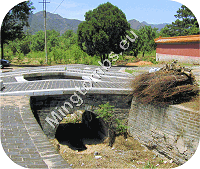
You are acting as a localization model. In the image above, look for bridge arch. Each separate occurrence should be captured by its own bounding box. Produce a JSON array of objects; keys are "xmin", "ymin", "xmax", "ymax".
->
[
  {"xmin": 54, "ymin": 110, "xmax": 109, "ymax": 150},
  {"xmin": 30, "ymin": 94, "xmax": 132, "ymax": 139},
  {"xmin": 42, "ymin": 104, "xmax": 98, "ymax": 139}
]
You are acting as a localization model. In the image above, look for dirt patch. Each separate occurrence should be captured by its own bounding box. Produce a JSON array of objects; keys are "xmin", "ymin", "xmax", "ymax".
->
[
  {"xmin": 180, "ymin": 95, "xmax": 200, "ymax": 111},
  {"xmin": 49, "ymin": 136, "xmax": 178, "ymax": 168},
  {"xmin": 126, "ymin": 61, "xmax": 153, "ymax": 66}
]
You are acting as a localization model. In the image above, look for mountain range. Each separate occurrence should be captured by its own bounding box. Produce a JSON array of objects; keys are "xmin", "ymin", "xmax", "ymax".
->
[
  {"xmin": 25, "ymin": 11, "xmax": 169, "ymax": 35},
  {"xmin": 128, "ymin": 19, "xmax": 168, "ymax": 31}
]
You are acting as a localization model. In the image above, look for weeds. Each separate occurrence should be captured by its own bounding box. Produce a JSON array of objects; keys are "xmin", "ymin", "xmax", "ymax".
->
[
  {"xmin": 115, "ymin": 118, "xmax": 129, "ymax": 137},
  {"xmin": 95, "ymin": 102, "xmax": 129, "ymax": 137},
  {"xmin": 39, "ymin": 59, "xmax": 45, "ymax": 65},
  {"xmin": 95, "ymin": 102, "xmax": 114, "ymax": 123},
  {"xmin": 125, "ymin": 69, "xmax": 140, "ymax": 74},
  {"xmin": 143, "ymin": 161, "xmax": 156, "ymax": 169}
]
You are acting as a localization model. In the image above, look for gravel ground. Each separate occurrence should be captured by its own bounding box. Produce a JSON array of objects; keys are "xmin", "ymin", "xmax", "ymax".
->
[{"xmin": 50, "ymin": 136, "xmax": 179, "ymax": 168}]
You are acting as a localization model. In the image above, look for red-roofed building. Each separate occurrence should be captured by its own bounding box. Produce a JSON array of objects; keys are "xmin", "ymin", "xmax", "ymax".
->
[{"xmin": 154, "ymin": 35, "xmax": 200, "ymax": 64}]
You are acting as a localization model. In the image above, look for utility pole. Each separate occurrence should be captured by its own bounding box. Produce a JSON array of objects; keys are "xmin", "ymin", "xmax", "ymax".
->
[{"xmin": 39, "ymin": 0, "xmax": 50, "ymax": 64}]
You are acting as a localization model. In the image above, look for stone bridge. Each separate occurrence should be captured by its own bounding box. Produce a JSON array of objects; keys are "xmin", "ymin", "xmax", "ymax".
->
[{"xmin": 1, "ymin": 64, "xmax": 133, "ymax": 139}]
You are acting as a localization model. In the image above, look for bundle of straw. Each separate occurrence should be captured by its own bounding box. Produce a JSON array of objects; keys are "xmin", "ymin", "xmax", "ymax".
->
[{"xmin": 131, "ymin": 62, "xmax": 199, "ymax": 104}]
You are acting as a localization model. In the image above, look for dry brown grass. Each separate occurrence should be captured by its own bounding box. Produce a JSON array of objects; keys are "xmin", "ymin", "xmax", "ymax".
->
[{"xmin": 49, "ymin": 136, "xmax": 179, "ymax": 168}]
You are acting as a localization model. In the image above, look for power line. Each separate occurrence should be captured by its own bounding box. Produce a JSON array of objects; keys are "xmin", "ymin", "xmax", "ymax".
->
[{"xmin": 53, "ymin": 0, "xmax": 65, "ymax": 14}]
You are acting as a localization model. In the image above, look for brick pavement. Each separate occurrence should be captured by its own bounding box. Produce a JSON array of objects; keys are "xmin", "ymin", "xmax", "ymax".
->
[
  {"xmin": 0, "ymin": 65, "xmax": 133, "ymax": 96},
  {"xmin": 0, "ymin": 96, "xmax": 70, "ymax": 168}
]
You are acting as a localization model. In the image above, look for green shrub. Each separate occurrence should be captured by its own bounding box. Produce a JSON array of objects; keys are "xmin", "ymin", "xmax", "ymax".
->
[
  {"xmin": 95, "ymin": 102, "xmax": 129, "ymax": 137},
  {"xmin": 48, "ymin": 52, "xmax": 53, "ymax": 65},
  {"xmin": 17, "ymin": 53, "xmax": 24, "ymax": 64},
  {"xmin": 149, "ymin": 57, "xmax": 158, "ymax": 64},
  {"xmin": 39, "ymin": 58, "xmax": 45, "ymax": 65},
  {"xmin": 3, "ymin": 46, "xmax": 14, "ymax": 62},
  {"xmin": 95, "ymin": 102, "xmax": 114, "ymax": 122},
  {"xmin": 115, "ymin": 118, "xmax": 129, "ymax": 136}
]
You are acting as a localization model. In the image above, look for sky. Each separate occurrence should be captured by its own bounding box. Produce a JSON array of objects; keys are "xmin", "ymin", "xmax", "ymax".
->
[
  {"xmin": 0, "ymin": 0, "xmax": 200, "ymax": 25},
  {"xmin": 30, "ymin": 0, "xmax": 183, "ymax": 23}
]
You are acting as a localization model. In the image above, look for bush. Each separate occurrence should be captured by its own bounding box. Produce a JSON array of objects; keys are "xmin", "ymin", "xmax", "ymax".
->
[
  {"xmin": 95, "ymin": 102, "xmax": 114, "ymax": 122},
  {"xmin": 95, "ymin": 102, "xmax": 129, "ymax": 137},
  {"xmin": 2, "ymin": 29, "xmax": 110, "ymax": 66},
  {"xmin": 3, "ymin": 46, "xmax": 14, "ymax": 62},
  {"xmin": 17, "ymin": 53, "xmax": 24, "ymax": 64},
  {"xmin": 149, "ymin": 57, "xmax": 158, "ymax": 64},
  {"xmin": 39, "ymin": 58, "xmax": 45, "ymax": 65},
  {"xmin": 115, "ymin": 118, "xmax": 129, "ymax": 136},
  {"xmin": 52, "ymin": 47, "xmax": 65, "ymax": 64}
]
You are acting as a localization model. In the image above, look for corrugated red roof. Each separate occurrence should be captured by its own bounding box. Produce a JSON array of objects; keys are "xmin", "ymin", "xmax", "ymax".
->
[{"xmin": 154, "ymin": 35, "xmax": 200, "ymax": 43}]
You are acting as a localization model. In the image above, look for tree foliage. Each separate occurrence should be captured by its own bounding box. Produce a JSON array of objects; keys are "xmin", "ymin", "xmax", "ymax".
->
[
  {"xmin": 77, "ymin": 2, "xmax": 130, "ymax": 62},
  {"xmin": 95, "ymin": 102, "xmax": 129, "ymax": 140},
  {"xmin": 137, "ymin": 26, "xmax": 158, "ymax": 57},
  {"xmin": 1, "ymin": 1, "xmax": 34, "ymax": 58},
  {"xmin": 120, "ymin": 29, "xmax": 141, "ymax": 58},
  {"xmin": 9, "ymin": 33, "xmax": 31, "ymax": 55},
  {"xmin": 3, "ymin": 29, "xmax": 100, "ymax": 65},
  {"xmin": 160, "ymin": 5, "xmax": 199, "ymax": 37},
  {"xmin": 60, "ymin": 30, "xmax": 77, "ymax": 49},
  {"xmin": 30, "ymin": 30, "xmax": 60, "ymax": 52}
]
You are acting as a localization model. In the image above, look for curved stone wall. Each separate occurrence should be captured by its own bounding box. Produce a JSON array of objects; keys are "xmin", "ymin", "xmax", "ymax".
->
[{"xmin": 128, "ymin": 99, "xmax": 200, "ymax": 165}]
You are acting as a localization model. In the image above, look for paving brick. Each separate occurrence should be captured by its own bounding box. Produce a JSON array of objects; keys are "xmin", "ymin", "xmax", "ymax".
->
[{"xmin": 1, "ymin": 96, "xmax": 70, "ymax": 168}]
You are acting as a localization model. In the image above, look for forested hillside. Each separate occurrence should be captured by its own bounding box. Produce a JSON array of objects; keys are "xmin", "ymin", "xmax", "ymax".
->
[
  {"xmin": 24, "ymin": 11, "xmax": 82, "ymax": 34},
  {"xmin": 23, "ymin": 11, "xmax": 168, "ymax": 35}
]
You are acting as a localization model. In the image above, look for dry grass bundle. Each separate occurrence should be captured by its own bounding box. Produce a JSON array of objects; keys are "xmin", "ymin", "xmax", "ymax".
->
[{"xmin": 131, "ymin": 63, "xmax": 199, "ymax": 104}]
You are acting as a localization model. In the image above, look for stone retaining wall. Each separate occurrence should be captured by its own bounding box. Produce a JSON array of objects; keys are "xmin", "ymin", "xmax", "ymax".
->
[{"xmin": 128, "ymin": 100, "xmax": 200, "ymax": 165}]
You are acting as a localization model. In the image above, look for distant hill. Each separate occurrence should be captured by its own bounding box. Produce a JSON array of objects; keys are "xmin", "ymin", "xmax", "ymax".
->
[
  {"xmin": 128, "ymin": 19, "xmax": 145, "ymax": 30},
  {"xmin": 24, "ymin": 11, "xmax": 169, "ymax": 35},
  {"xmin": 24, "ymin": 11, "xmax": 82, "ymax": 34},
  {"xmin": 128, "ymin": 19, "xmax": 168, "ymax": 31},
  {"xmin": 141, "ymin": 21, "xmax": 169, "ymax": 31}
]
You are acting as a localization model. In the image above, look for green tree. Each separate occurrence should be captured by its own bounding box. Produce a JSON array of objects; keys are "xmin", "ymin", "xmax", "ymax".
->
[
  {"xmin": 31, "ymin": 30, "xmax": 59, "ymax": 52},
  {"xmin": 137, "ymin": 26, "xmax": 158, "ymax": 57},
  {"xmin": 60, "ymin": 30, "xmax": 77, "ymax": 49},
  {"xmin": 124, "ymin": 29, "xmax": 140, "ymax": 57},
  {"xmin": 47, "ymin": 30, "xmax": 60, "ymax": 52},
  {"xmin": 1, "ymin": 1, "xmax": 34, "ymax": 59},
  {"xmin": 9, "ymin": 32, "xmax": 32, "ymax": 56},
  {"xmin": 62, "ymin": 30, "xmax": 75, "ymax": 39},
  {"xmin": 160, "ymin": 5, "xmax": 199, "ymax": 37},
  {"xmin": 30, "ymin": 30, "xmax": 45, "ymax": 51},
  {"xmin": 78, "ymin": 2, "xmax": 130, "ymax": 63}
]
